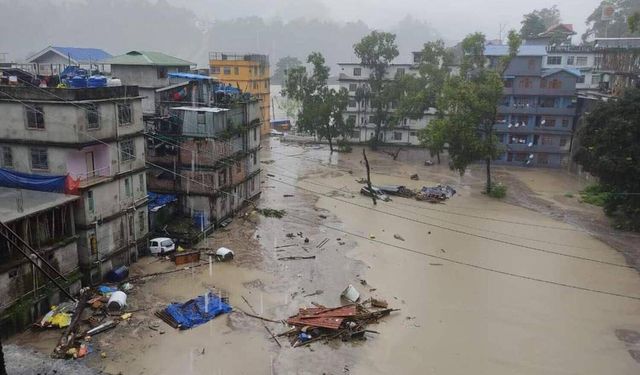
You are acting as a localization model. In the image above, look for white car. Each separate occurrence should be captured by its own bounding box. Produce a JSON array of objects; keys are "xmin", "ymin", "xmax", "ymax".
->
[{"xmin": 149, "ymin": 237, "xmax": 176, "ymax": 255}]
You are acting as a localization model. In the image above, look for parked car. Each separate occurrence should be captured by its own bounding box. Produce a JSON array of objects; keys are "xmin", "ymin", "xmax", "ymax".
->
[
  {"xmin": 360, "ymin": 186, "xmax": 391, "ymax": 202},
  {"xmin": 149, "ymin": 237, "xmax": 176, "ymax": 255},
  {"xmin": 378, "ymin": 185, "xmax": 415, "ymax": 198},
  {"xmin": 270, "ymin": 129, "xmax": 284, "ymax": 137}
]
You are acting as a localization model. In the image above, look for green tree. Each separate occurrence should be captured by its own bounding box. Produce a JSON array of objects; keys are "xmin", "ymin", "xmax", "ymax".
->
[
  {"xmin": 283, "ymin": 52, "xmax": 353, "ymax": 152},
  {"xmin": 353, "ymin": 31, "xmax": 400, "ymax": 149},
  {"xmin": 520, "ymin": 6, "xmax": 564, "ymax": 43},
  {"xmin": 437, "ymin": 31, "xmax": 521, "ymax": 193},
  {"xmin": 574, "ymin": 88, "xmax": 640, "ymax": 231},
  {"xmin": 418, "ymin": 117, "xmax": 447, "ymax": 164},
  {"xmin": 583, "ymin": 0, "xmax": 640, "ymax": 41},
  {"xmin": 271, "ymin": 56, "xmax": 303, "ymax": 85}
]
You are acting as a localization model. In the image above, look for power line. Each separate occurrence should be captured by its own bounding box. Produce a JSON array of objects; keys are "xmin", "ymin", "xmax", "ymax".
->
[{"xmin": 264, "ymin": 175, "xmax": 632, "ymax": 269}]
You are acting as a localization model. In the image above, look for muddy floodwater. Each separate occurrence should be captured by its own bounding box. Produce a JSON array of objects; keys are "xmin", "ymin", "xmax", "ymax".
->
[{"xmin": 10, "ymin": 138, "xmax": 640, "ymax": 374}]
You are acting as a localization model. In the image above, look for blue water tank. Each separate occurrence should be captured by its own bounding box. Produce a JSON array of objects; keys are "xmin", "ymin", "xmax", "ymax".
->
[
  {"xmin": 106, "ymin": 265, "xmax": 129, "ymax": 283},
  {"xmin": 70, "ymin": 76, "xmax": 87, "ymax": 88},
  {"xmin": 87, "ymin": 75, "xmax": 107, "ymax": 88}
]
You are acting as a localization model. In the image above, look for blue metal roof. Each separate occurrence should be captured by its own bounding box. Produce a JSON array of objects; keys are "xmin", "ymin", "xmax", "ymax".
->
[
  {"xmin": 541, "ymin": 68, "xmax": 582, "ymax": 78},
  {"xmin": 168, "ymin": 72, "xmax": 214, "ymax": 81},
  {"xmin": 51, "ymin": 46, "xmax": 112, "ymax": 62},
  {"xmin": 484, "ymin": 44, "xmax": 547, "ymax": 57}
]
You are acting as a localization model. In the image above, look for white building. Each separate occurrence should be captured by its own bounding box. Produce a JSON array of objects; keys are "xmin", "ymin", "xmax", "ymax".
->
[
  {"xmin": 543, "ymin": 46, "xmax": 600, "ymax": 90},
  {"xmin": 337, "ymin": 62, "xmax": 435, "ymax": 146}
]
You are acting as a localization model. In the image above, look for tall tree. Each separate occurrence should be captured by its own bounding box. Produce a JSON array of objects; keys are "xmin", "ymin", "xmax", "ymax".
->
[
  {"xmin": 437, "ymin": 31, "xmax": 521, "ymax": 192},
  {"xmin": 283, "ymin": 52, "xmax": 353, "ymax": 152},
  {"xmin": 574, "ymin": 88, "xmax": 640, "ymax": 231},
  {"xmin": 271, "ymin": 56, "xmax": 303, "ymax": 85},
  {"xmin": 520, "ymin": 6, "xmax": 562, "ymax": 40},
  {"xmin": 353, "ymin": 31, "xmax": 399, "ymax": 149},
  {"xmin": 583, "ymin": 0, "xmax": 640, "ymax": 41}
]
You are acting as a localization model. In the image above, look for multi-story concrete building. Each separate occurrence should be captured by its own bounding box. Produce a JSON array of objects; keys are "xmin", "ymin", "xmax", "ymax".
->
[
  {"xmin": 593, "ymin": 37, "xmax": 640, "ymax": 96},
  {"xmin": 209, "ymin": 53, "xmax": 271, "ymax": 135},
  {"xmin": 0, "ymin": 85, "xmax": 149, "ymax": 284},
  {"xmin": 105, "ymin": 51, "xmax": 194, "ymax": 116},
  {"xmin": 0, "ymin": 187, "xmax": 81, "ymax": 335},
  {"xmin": 485, "ymin": 44, "xmax": 579, "ymax": 168},
  {"xmin": 337, "ymin": 62, "xmax": 436, "ymax": 146},
  {"xmin": 146, "ymin": 99, "xmax": 262, "ymax": 230}
]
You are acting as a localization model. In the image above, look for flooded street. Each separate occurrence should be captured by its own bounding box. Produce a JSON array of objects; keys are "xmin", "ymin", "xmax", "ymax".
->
[{"xmin": 10, "ymin": 138, "xmax": 640, "ymax": 374}]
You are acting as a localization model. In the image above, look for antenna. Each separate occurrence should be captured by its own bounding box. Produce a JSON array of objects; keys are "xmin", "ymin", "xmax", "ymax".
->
[{"xmin": 499, "ymin": 23, "xmax": 507, "ymax": 43}]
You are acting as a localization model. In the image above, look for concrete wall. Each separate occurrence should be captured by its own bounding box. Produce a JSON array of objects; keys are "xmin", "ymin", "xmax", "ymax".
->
[{"xmin": 111, "ymin": 65, "xmax": 188, "ymax": 89}]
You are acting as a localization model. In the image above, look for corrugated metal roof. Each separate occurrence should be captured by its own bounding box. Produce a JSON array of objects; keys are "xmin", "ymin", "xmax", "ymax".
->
[
  {"xmin": 171, "ymin": 106, "xmax": 228, "ymax": 113},
  {"xmin": 104, "ymin": 51, "xmax": 194, "ymax": 66},
  {"xmin": 26, "ymin": 46, "xmax": 112, "ymax": 64},
  {"xmin": 541, "ymin": 68, "xmax": 582, "ymax": 78},
  {"xmin": 484, "ymin": 44, "xmax": 547, "ymax": 57}
]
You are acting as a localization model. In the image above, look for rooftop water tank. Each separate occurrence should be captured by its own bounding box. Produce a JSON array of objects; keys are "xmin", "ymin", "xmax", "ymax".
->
[
  {"xmin": 87, "ymin": 75, "xmax": 107, "ymax": 88},
  {"xmin": 69, "ymin": 76, "xmax": 87, "ymax": 88}
]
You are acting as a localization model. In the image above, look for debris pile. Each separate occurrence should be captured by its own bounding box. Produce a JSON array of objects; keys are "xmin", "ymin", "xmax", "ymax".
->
[
  {"xmin": 256, "ymin": 208, "xmax": 287, "ymax": 218},
  {"xmin": 155, "ymin": 291, "xmax": 231, "ymax": 330},
  {"xmin": 415, "ymin": 185, "xmax": 457, "ymax": 203},
  {"xmin": 279, "ymin": 301, "xmax": 397, "ymax": 347}
]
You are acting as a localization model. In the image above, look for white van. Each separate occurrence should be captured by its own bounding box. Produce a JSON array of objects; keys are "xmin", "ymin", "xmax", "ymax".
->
[{"xmin": 149, "ymin": 237, "xmax": 176, "ymax": 255}]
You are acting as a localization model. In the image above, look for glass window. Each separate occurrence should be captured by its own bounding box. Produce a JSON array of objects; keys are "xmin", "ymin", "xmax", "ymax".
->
[
  {"xmin": 30, "ymin": 147, "xmax": 48, "ymax": 170},
  {"xmin": 223, "ymin": 67, "xmax": 231, "ymax": 75},
  {"xmin": 396, "ymin": 68, "xmax": 405, "ymax": 77},
  {"xmin": 211, "ymin": 67, "xmax": 220, "ymax": 74},
  {"xmin": 537, "ymin": 153, "xmax": 549, "ymax": 165},
  {"xmin": 576, "ymin": 56, "xmax": 588, "ymax": 66},
  {"xmin": 253, "ymin": 128, "xmax": 257, "ymax": 142},
  {"xmin": 348, "ymin": 99, "xmax": 356, "ymax": 108},
  {"xmin": 234, "ymin": 67, "xmax": 239, "ymax": 75},
  {"xmin": 519, "ymin": 78, "xmax": 532, "ymax": 88},
  {"xmin": 591, "ymin": 75, "xmax": 601, "ymax": 85},
  {"xmin": 504, "ymin": 78, "xmax": 514, "ymax": 88},
  {"xmin": 566, "ymin": 56, "xmax": 575, "ymax": 65},
  {"xmin": 125, "ymin": 177, "xmax": 132, "ymax": 197},
  {"xmin": 351, "ymin": 130, "xmax": 360, "ymax": 139},
  {"xmin": 393, "ymin": 132, "xmax": 402, "ymax": 141},
  {"xmin": 253, "ymin": 151, "xmax": 257, "ymax": 165},
  {"xmin": 541, "ymin": 135, "xmax": 554, "ymax": 145},
  {"xmin": 547, "ymin": 56, "xmax": 562, "ymax": 65},
  {"xmin": 353, "ymin": 67, "xmax": 362, "ymax": 76},
  {"xmin": 577, "ymin": 75, "xmax": 586, "ymax": 84},
  {"xmin": 87, "ymin": 190, "xmax": 94, "ymax": 212},
  {"xmin": 25, "ymin": 104, "xmax": 44, "ymax": 129},
  {"xmin": 138, "ymin": 211, "xmax": 145, "ymax": 233},
  {"xmin": 161, "ymin": 240, "xmax": 172, "ymax": 247},
  {"xmin": 117, "ymin": 103, "xmax": 132, "ymax": 125},
  {"xmin": 562, "ymin": 118, "xmax": 570, "ymax": 127},
  {"xmin": 86, "ymin": 104, "xmax": 99, "ymax": 130},
  {"xmin": 138, "ymin": 174, "xmax": 144, "ymax": 192},
  {"xmin": 157, "ymin": 67, "xmax": 167, "ymax": 79},
  {"xmin": 409, "ymin": 131, "xmax": 417, "ymax": 137},
  {"xmin": 559, "ymin": 137, "xmax": 568, "ymax": 147},
  {"xmin": 2, "ymin": 146, "xmax": 13, "ymax": 168},
  {"xmin": 349, "ymin": 83, "xmax": 357, "ymax": 91},
  {"xmin": 120, "ymin": 139, "xmax": 135, "ymax": 161},
  {"xmin": 348, "ymin": 114, "xmax": 356, "ymax": 124}
]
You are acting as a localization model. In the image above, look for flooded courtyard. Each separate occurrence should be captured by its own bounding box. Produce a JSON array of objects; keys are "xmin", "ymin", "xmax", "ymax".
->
[{"xmin": 9, "ymin": 137, "xmax": 640, "ymax": 374}]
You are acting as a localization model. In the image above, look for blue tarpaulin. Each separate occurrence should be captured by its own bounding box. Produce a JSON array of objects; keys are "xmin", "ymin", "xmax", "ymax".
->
[
  {"xmin": 147, "ymin": 192, "xmax": 177, "ymax": 211},
  {"xmin": 165, "ymin": 292, "xmax": 231, "ymax": 330},
  {"xmin": 0, "ymin": 168, "xmax": 66, "ymax": 193}
]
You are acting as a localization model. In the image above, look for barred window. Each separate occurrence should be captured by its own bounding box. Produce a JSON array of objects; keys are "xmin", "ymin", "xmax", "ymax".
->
[
  {"xmin": 120, "ymin": 140, "xmax": 135, "ymax": 161},
  {"xmin": 25, "ymin": 104, "xmax": 45, "ymax": 129}
]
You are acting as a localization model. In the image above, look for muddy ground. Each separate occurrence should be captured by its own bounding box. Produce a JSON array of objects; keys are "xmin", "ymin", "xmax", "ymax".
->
[{"xmin": 8, "ymin": 138, "xmax": 640, "ymax": 374}]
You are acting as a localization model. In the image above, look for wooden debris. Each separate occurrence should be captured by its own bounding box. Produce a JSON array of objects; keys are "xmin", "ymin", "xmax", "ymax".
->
[{"xmin": 277, "ymin": 255, "xmax": 316, "ymax": 261}]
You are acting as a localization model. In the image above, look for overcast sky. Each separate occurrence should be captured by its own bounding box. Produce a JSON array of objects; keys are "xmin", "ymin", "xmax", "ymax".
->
[{"xmin": 168, "ymin": 0, "xmax": 603, "ymax": 41}]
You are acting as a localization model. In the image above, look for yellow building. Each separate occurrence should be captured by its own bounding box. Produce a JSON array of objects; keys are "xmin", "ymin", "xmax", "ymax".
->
[{"xmin": 209, "ymin": 52, "xmax": 270, "ymax": 135}]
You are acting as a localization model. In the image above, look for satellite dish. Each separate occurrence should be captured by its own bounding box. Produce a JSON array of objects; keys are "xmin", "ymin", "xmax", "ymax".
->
[
  {"xmin": 528, "ymin": 142, "xmax": 533, "ymax": 147},
  {"xmin": 529, "ymin": 154, "xmax": 534, "ymax": 159}
]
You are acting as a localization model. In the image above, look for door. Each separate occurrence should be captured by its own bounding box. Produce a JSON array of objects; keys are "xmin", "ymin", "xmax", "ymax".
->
[{"xmin": 85, "ymin": 151, "xmax": 95, "ymax": 178}]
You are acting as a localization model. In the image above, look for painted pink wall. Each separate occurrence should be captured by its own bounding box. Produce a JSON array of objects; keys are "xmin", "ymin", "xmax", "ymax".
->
[{"xmin": 66, "ymin": 144, "xmax": 111, "ymax": 178}]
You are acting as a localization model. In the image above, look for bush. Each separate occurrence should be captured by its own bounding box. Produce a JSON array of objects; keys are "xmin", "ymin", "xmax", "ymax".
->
[
  {"xmin": 487, "ymin": 183, "xmax": 507, "ymax": 199},
  {"xmin": 580, "ymin": 184, "xmax": 613, "ymax": 207}
]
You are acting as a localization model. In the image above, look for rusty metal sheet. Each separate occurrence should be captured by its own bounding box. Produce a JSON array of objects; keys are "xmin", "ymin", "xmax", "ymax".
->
[{"xmin": 286, "ymin": 316, "xmax": 344, "ymax": 330}]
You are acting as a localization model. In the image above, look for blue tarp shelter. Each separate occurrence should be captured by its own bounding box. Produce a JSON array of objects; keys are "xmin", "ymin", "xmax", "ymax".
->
[
  {"xmin": 0, "ymin": 168, "xmax": 66, "ymax": 193},
  {"xmin": 147, "ymin": 192, "xmax": 177, "ymax": 212},
  {"xmin": 165, "ymin": 292, "xmax": 231, "ymax": 330}
]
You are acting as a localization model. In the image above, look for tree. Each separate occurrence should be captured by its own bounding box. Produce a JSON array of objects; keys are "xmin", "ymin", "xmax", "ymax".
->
[
  {"xmin": 353, "ymin": 31, "xmax": 399, "ymax": 149},
  {"xmin": 520, "ymin": 6, "xmax": 563, "ymax": 42},
  {"xmin": 583, "ymin": 0, "xmax": 640, "ymax": 41},
  {"xmin": 574, "ymin": 88, "xmax": 640, "ymax": 231},
  {"xmin": 271, "ymin": 56, "xmax": 303, "ymax": 85},
  {"xmin": 436, "ymin": 31, "xmax": 521, "ymax": 192},
  {"xmin": 283, "ymin": 52, "xmax": 353, "ymax": 152},
  {"xmin": 418, "ymin": 117, "xmax": 446, "ymax": 164}
]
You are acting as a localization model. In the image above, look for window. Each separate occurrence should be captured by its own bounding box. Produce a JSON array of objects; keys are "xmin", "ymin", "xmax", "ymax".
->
[
  {"xmin": 351, "ymin": 130, "xmax": 360, "ymax": 139},
  {"xmin": 348, "ymin": 114, "xmax": 356, "ymax": 124},
  {"xmin": 559, "ymin": 137, "xmax": 568, "ymax": 147},
  {"xmin": 519, "ymin": 78, "xmax": 532, "ymax": 88},
  {"xmin": 138, "ymin": 174, "xmax": 144, "ymax": 192},
  {"xmin": 253, "ymin": 128, "xmax": 257, "ymax": 142},
  {"xmin": 264, "ymin": 80, "xmax": 268, "ymax": 88},
  {"xmin": 409, "ymin": 131, "xmax": 417, "ymax": 137},
  {"xmin": 2, "ymin": 146, "xmax": 13, "ymax": 168},
  {"xmin": 391, "ymin": 101, "xmax": 398, "ymax": 109},
  {"xmin": 540, "ymin": 79, "xmax": 548, "ymax": 89},
  {"xmin": 117, "ymin": 103, "xmax": 132, "ymax": 125},
  {"xmin": 30, "ymin": 148, "xmax": 48, "ymax": 170},
  {"xmin": 218, "ymin": 169, "xmax": 227, "ymax": 186},
  {"xmin": 504, "ymin": 78, "xmax": 514, "ymax": 88},
  {"xmin": 348, "ymin": 99, "xmax": 356, "ymax": 108},
  {"xmin": 197, "ymin": 111, "xmax": 206, "ymax": 126},
  {"xmin": 541, "ymin": 135, "xmax": 553, "ymax": 145},
  {"xmin": 396, "ymin": 68, "xmax": 405, "ymax": 77},
  {"xmin": 138, "ymin": 211, "xmax": 145, "ymax": 233},
  {"xmin": 550, "ymin": 79, "xmax": 562, "ymax": 89},
  {"xmin": 25, "ymin": 104, "xmax": 44, "ymax": 129},
  {"xmin": 369, "ymin": 116, "xmax": 375, "ymax": 123},
  {"xmin": 353, "ymin": 67, "xmax": 362, "ymax": 76},
  {"xmin": 537, "ymin": 153, "xmax": 549, "ymax": 165},
  {"xmin": 223, "ymin": 67, "xmax": 231, "ymax": 75},
  {"xmin": 567, "ymin": 56, "xmax": 575, "ymax": 65},
  {"xmin": 576, "ymin": 56, "xmax": 588, "ymax": 66},
  {"xmin": 393, "ymin": 132, "xmax": 402, "ymax": 141},
  {"xmin": 591, "ymin": 75, "xmax": 601, "ymax": 85},
  {"xmin": 253, "ymin": 151, "xmax": 257, "ymax": 165},
  {"xmin": 157, "ymin": 67, "xmax": 167, "ymax": 79},
  {"xmin": 547, "ymin": 56, "xmax": 562, "ymax": 65},
  {"xmin": 234, "ymin": 67, "xmax": 239, "ymax": 75},
  {"xmin": 594, "ymin": 56, "xmax": 602, "ymax": 67},
  {"xmin": 125, "ymin": 177, "xmax": 132, "ymax": 197},
  {"xmin": 120, "ymin": 139, "xmax": 135, "ymax": 161},
  {"xmin": 349, "ymin": 83, "xmax": 357, "ymax": 92},
  {"xmin": 87, "ymin": 190, "xmax": 95, "ymax": 212},
  {"xmin": 540, "ymin": 117, "xmax": 556, "ymax": 127},
  {"xmin": 211, "ymin": 67, "xmax": 221, "ymax": 74},
  {"xmin": 129, "ymin": 216, "xmax": 134, "ymax": 237},
  {"xmin": 86, "ymin": 104, "xmax": 99, "ymax": 130},
  {"xmin": 577, "ymin": 74, "xmax": 586, "ymax": 84},
  {"xmin": 562, "ymin": 118, "xmax": 570, "ymax": 128}
]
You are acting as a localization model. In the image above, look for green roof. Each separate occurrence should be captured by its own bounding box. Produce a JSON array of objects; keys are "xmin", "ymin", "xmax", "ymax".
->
[{"xmin": 104, "ymin": 51, "xmax": 194, "ymax": 66}]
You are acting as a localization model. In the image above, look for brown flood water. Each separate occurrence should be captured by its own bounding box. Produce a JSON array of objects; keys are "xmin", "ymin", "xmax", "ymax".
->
[{"xmin": 10, "ymin": 138, "xmax": 640, "ymax": 374}]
